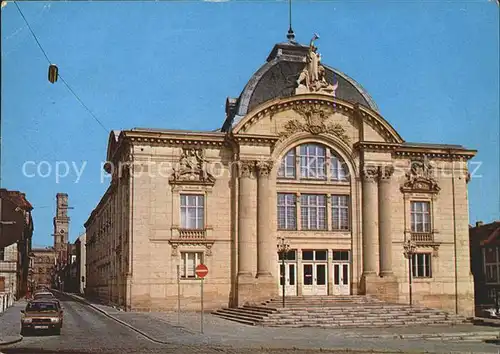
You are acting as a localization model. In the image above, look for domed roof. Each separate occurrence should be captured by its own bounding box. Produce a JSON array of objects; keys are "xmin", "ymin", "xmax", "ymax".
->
[{"xmin": 222, "ymin": 41, "xmax": 378, "ymax": 131}]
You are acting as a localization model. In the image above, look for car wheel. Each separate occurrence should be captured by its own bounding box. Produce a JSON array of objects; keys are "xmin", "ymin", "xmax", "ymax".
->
[
  {"xmin": 20, "ymin": 328, "xmax": 26, "ymax": 336},
  {"xmin": 54, "ymin": 327, "xmax": 61, "ymax": 335}
]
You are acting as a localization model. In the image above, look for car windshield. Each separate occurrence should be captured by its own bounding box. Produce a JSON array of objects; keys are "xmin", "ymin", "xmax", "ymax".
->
[
  {"xmin": 34, "ymin": 293, "xmax": 54, "ymax": 298},
  {"xmin": 26, "ymin": 302, "xmax": 58, "ymax": 312}
]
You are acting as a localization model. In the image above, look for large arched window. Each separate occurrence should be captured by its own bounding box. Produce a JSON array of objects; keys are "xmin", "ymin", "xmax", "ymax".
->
[{"xmin": 277, "ymin": 143, "xmax": 349, "ymax": 182}]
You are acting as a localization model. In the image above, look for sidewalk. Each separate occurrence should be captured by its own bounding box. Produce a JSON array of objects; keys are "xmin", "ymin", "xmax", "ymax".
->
[
  {"xmin": 67, "ymin": 292, "xmax": 500, "ymax": 353},
  {"xmin": 0, "ymin": 299, "xmax": 26, "ymax": 345}
]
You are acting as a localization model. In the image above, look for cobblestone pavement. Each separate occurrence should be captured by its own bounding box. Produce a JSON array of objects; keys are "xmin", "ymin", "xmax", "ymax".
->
[
  {"xmin": 0, "ymin": 300, "xmax": 27, "ymax": 340},
  {"xmin": 3, "ymin": 292, "xmax": 500, "ymax": 354}
]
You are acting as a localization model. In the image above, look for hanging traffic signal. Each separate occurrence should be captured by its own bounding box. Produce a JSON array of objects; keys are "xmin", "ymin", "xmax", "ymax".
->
[{"xmin": 48, "ymin": 64, "xmax": 58, "ymax": 83}]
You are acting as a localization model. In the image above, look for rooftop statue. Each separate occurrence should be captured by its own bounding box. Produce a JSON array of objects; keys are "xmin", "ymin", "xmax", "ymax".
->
[{"xmin": 295, "ymin": 34, "xmax": 338, "ymax": 96}]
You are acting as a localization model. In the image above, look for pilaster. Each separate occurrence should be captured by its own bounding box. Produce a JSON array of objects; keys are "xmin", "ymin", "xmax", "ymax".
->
[
  {"xmin": 256, "ymin": 160, "xmax": 274, "ymax": 280},
  {"xmin": 361, "ymin": 166, "xmax": 379, "ymax": 277},
  {"xmin": 237, "ymin": 160, "xmax": 257, "ymax": 280},
  {"xmin": 378, "ymin": 165, "xmax": 394, "ymax": 277}
]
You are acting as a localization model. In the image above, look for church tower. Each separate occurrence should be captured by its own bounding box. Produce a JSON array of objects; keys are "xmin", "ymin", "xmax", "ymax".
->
[{"xmin": 53, "ymin": 193, "xmax": 70, "ymax": 264}]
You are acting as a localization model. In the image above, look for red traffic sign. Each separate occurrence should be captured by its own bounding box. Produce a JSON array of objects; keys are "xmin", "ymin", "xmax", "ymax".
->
[{"xmin": 195, "ymin": 264, "xmax": 209, "ymax": 278}]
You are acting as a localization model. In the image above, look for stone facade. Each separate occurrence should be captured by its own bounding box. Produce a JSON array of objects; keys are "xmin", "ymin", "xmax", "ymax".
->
[
  {"xmin": 0, "ymin": 243, "xmax": 19, "ymax": 294},
  {"xmin": 30, "ymin": 247, "xmax": 56, "ymax": 289},
  {"xmin": 85, "ymin": 40, "xmax": 477, "ymax": 316},
  {"xmin": 469, "ymin": 221, "xmax": 500, "ymax": 316},
  {"xmin": 54, "ymin": 193, "xmax": 70, "ymax": 265},
  {"xmin": 0, "ymin": 189, "xmax": 34, "ymax": 298},
  {"xmin": 76, "ymin": 233, "xmax": 86, "ymax": 294}
]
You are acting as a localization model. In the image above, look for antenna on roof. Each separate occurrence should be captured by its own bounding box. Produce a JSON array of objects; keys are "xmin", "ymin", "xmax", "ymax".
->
[{"xmin": 286, "ymin": 0, "xmax": 296, "ymax": 43}]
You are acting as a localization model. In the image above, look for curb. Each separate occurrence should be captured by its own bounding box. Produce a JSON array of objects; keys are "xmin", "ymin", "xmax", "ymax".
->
[
  {"xmin": 343, "ymin": 330, "xmax": 500, "ymax": 341},
  {"xmin": 0, "ymin": 335, "xmax": 23, "ymax": 346}
]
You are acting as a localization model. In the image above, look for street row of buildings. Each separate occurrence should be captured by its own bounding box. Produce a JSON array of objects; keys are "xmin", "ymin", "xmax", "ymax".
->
[
  {"xmin": 79, "ymin": 37, "xmax": 499, "ymax": 317},
  {"xmin": 0, "ymin": 190, "xmax": 86, "ymax": 300}
]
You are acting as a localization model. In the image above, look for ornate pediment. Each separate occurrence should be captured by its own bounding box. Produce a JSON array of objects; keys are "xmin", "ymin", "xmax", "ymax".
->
[
  {"xmin": 401, "ymin": 158, "xmax": 440, "ymax": 194},
  {"xmin": 278, "ymin": 103, "xmax": 350, "ymax": 144},
  {"xmin": 169, "ymin": 148, "xmax": 215, "ymax": 186}
]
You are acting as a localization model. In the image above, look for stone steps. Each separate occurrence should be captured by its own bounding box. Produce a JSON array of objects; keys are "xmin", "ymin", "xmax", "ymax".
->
[{"xmin": 212, "ymin": 295, "xmax": 468, "ymax": 328}]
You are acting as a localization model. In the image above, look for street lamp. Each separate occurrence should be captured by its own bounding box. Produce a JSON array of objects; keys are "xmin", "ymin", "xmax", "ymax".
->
[
  {"xmin": 403, "ymin": 239, "xmax": 417, "ymax": 307},
  {"xmin": 277, "ymin": 237, "xmax": 290, "ymax": 308}
]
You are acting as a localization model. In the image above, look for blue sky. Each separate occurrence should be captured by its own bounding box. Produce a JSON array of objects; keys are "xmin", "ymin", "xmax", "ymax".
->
[{"xmin": 1, "ymin": 1, "xmax": 499, "ymax": 246}]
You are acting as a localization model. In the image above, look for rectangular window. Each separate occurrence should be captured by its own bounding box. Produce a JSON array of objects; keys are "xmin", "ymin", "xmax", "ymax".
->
[
  {"xmin": 300, "ymin": 194, "xmax": 326, "ymax": 230},
  {"xmin": 332, "ymin": 250, "xmax": 350, "ymax": 261},
  {"xmin": 0, "ymin": 248, "xmax": 4, "ymax": 261},
  {"xmin": 302, "ymin": 250, "xmax": 314, "ymax": 261},
  {"xmin": 299, "ymin": 144, "xmax": 326, "ymax": 179},
  {"xmin": 484, "ymin": 247, "xmax": 500, "ymax": 284},
  {"xmin": 410, "ymin": 201, "xmax": 431, "ymax": 233},
  {"xmin": 331, "ymin": 195, "xmax": 350, "ymax": 230},
  {"xmin": 330, "ymin": 155, "xmax": 348, "ymax": 181},
  {"xmin": 485, "ymin": 247, "xmax": 497, "ymax": 263},
  {"xmin": 277, "ymin": 193, "xmax": 297, "ymax": 230},
  {"xmin": 278, "ymin": 150, "xmax": 296, "ymax": 178},
  {"xmin": 278, "ymin": 250, "xmax": 297, "ymax": 261},
  {"xmin": 412, "ymin": 253, "xmax": 432, "ymax": 278},
  {"xmin": 180, "ymin": 252, "xmax": 203, "ymax": 279},
  {"xmin": 180, "ymin": 195, "xmax": 204, "ymax": 229}
]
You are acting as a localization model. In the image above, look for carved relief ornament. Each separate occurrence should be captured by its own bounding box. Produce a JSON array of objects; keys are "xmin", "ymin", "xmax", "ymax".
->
[
  {"xmin": 256, "ymin": 160, "xmax": 274, "ymax": 177},
  {"xmin": 362, "ymin": 166, "xmax": 379, "ymax": 182},
  {"xmin": 238, "ymin": 160, "xmax": 256, "ymax": 178},
  {"xmin": 278, "ymin": 103, "xmax": 350, "ymax": 144},
  {"xmin": 169, "ymin": 148, "xmax": 215, "ymax": 186},
  {"xmin": 378, "ymin": 165, "xmax": 395, "ymax": 181},
  {"xmin": 400, "ymin": 158, "xmax": 440, "ymax": 194}
]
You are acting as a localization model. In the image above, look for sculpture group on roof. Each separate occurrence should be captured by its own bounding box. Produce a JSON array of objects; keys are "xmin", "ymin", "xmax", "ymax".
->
[{"xmin": 295, "ymin": 34, "xmax": 338, "ymax": 96}]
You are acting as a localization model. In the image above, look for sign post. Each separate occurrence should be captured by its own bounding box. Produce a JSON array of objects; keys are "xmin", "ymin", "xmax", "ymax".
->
[
  {"xmin": 176, "ymin": 265, "xmax": 180, "ymax": 325},
  {"xmin": 195, "ymin": 264, "xmax": 208, "ymax": 334}
]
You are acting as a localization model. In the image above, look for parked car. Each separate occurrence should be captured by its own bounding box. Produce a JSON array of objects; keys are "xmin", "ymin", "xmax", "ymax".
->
[
  {"xmin": 32, "ymin": 292, "xmax": 59, "ymax": 305},
  {"xmin": 20, "ymin": 300, "xmax": 63, "ymax": 335},
  {"xmin": 33, "ymin": 291, "xmax": 54, "ymax": 299}
]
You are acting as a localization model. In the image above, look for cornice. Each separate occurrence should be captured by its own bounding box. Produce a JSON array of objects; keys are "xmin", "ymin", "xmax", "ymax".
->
[
  {"xmin": 355, "ymin": 141, "xmax": 477, "ymax": 160},
  {"xmin": 394, "ymin": 147, "xmax": 477, "ymax": 160},
  {"xmin": 354, "ymin": 141, "xmax": 400, "ymax": 152},
  {"xmin": 123, "ymin": 130, "xmax": 227, "ymax": 147},
  {"xmin": 229, "ymin": 133, "xmax": 280, "ymax": 146},
  {"xmin": 354, "ymin": 104, "xmax": 404, "ymax": 144}
]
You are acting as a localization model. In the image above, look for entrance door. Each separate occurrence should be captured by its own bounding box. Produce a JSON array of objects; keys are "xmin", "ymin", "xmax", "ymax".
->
[
  {"xmin": 279, "ymin": 263, "xmax": 297, "ymax": 296},
  {"xmin": 302, "ymin": 263, "xmax": 328, "ymax": 295},
  {"xmin": 332, "ymin": 262, "xmax": 350, "ymax": 295}
]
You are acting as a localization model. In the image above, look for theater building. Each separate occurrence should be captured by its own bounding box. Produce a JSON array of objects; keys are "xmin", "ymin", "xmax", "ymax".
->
[{"xmin": 85, "ymin": 37, "xmax": 476, "ymax": 316}]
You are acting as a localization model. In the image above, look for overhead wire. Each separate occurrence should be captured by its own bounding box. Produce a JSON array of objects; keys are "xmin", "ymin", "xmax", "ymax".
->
[{"xmin": 13, "ymin": 1, "xmax": 109, "ymax": 133}]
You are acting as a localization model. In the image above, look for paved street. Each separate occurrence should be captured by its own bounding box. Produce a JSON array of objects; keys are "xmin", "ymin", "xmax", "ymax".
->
[{"xmin": 2, "ymin": 292, "xmax": 500, "ymax": 353}]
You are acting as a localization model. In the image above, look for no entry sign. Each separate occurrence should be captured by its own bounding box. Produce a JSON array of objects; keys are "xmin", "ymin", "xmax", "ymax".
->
[{"xmin": 195, "ymin": 264, "xmax": 208, "ymax": 278}]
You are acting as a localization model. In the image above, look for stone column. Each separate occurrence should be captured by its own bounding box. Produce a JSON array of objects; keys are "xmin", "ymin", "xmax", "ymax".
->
[
  {"xmin": 238, "ymin": 160, "xmax": 257, "ymax": 279},
  {"xmin": 361, "ymin": 166, "xmax": 379, "ymax": 276},
  {"xmin": 256, "ymin": 160, "xmax": 274, "ymax": 278},
  {"xmin": 378, "ymin": 166, "xmax": 394, "ymax": 276}
]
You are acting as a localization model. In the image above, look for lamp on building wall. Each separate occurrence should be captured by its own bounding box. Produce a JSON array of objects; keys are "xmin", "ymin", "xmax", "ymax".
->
[
  {"xmin": 403, "ymin": 239, "xmax": 417, "ymax": 307},
  {"xmin": 277, "ymin": 236, "xmax": 290, "ymax": 308}
]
